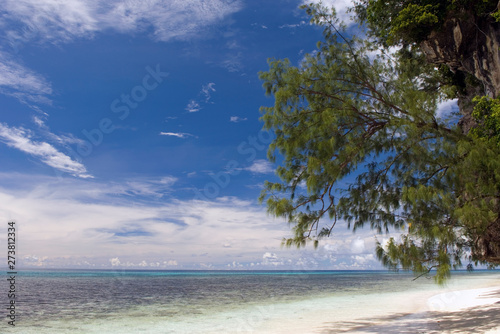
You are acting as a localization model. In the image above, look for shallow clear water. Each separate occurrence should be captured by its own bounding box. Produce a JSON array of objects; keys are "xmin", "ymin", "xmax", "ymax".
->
[{"xmin": 2, "ymin": 270, "xmax": 499, "ymax": 333}]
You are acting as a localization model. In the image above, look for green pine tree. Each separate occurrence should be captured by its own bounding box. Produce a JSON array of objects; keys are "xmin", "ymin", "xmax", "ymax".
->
[{"xmin": 259, "ymin": 4, "xmax": 500, "ymax": 283}]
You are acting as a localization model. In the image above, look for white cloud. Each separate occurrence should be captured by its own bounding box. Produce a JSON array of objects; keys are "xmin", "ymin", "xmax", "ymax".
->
[
  {"xmin": 300, "ymin": 0, "xmax": 354, "ymax": 23},
  {"xmin": 159, "ymin": 132, "xmax": 196, "ymax": 139},
  {"xmin": 102, "ymin": 1, "xmax": 242, "ymax": 42},
  {"xmin": 110, "ymin": 257, "xmax": 121, "ymax": 266},
  {"xmin": 0, "ymin": 51, "xmax": 52, "ymax": 105},
  {"xmin": 226, "ymin": 40, "xmax": 239, "ymax": 49},
  {"xmin": 0, "ymin": 0, "xmax": 243, "ymax": 44},
  {"xmin": 124, "ymin": 176, "xmax": 177, "ymax": 197},
  {"xmin": 262, "ymin": 252, "xmax": 283, "ymax": 266},
  {"xmin": 230, "ymin": 116, "xmax": 248, "ymax": 123},
  {"xmin": 33, "ymin": 116, "xmax": 45, "ymax": 127},
  {"xmin": 159, "ymin": 176, "xmax": 177, "ymax": 185},
  {"xmin": 244, "ymin": 159, "xmax": 274, "ymax": 174},
  {"xmin": 184, "ymin": 82, "xmax": 217, "ymax": 112},
  {"xmin": 279, "ymin": 21, "xmax": 306, "ymax": 29},
  {"xmin": 185, "ymin": 100, "xmax": 201, "ymax": 113},
  {"xmin": 436, "ymin": 98, "xmax": 459, "ymax": 119},
  {"xmin": 1, "ymin": 0, "xmax": 99, "ymax": 44},
  {"xmin": 22, "ymin": 255, "xmax": 49, "ymax": 267},
  {"xmin": 351, "ymin": 238, "xmax": 365, "ymax": 254},
  {"xmin": 164, "ymin": 260, "xmax": 178, "ymax": 266},
  {"xmin": 0, "ymin": 174, "xmax": 297, "ymax": 268},
  {"xmin": 220, "ymin": 52, "xmax": 243, "ymax": 72},
  {"xmin": 201, "ymin": 82, "xmax": 216, "ymax": 102},
  {"xmin": 0, "ymin": 174, "xmax": 392, "ymax": 270},
  {"xmin": 0, "ymin": 122, "xmax": 92, "ymax": 178},
  {"xmin": 353, "ymin": 254, "xmax": 374, "ymax": 265},
  {"xmin": 0, "ymin": 54, "xmax": 51, "ymax": 94},
  {"xmin": 323, "ymin": 243, "xmax": 338, "ymax": 252},
  {"xmin": 0, "ymin": 1, "xmax": 241, "ymax": 108},
  {"xmin": 32, "ymin": 115, "xmax": 87, "ymax": 147},
  {"xmin": 263, "ymin": 252, "xmax": 278, "ymax": 260}
]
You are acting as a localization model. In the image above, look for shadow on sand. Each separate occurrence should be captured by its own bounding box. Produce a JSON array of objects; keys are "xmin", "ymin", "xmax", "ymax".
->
[{"xmin": 318, "ymin": 290, "xmax": 500, "ymax": 334}]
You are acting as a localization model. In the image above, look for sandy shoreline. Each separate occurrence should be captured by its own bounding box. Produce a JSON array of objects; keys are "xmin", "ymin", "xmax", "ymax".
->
[
  {"xmin": 254, "ymin": 274, "xmax": 500, "ymax": 334},
  {"xmin": 323, "ymin": 285, "xmax": 500, "ymax": 334}
]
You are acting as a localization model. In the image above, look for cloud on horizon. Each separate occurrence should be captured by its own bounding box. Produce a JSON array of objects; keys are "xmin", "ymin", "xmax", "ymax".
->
[
  {"xmin": 0, "ymin": 173, "xmax": 385, "ymax": 270},
  {"xmin": 0, "ymin": 174, "xmax": 292, "ymax": 267}
]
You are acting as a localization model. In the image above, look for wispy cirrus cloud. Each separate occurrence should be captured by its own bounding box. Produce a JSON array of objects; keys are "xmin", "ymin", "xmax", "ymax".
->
[
  {"xmin": 124, "ymin": 176, "xmax": 177, "ymax": 198},
  {"xmin": 0, "ymin": 52, "xmax": 53, "ymax": 106},
  {"xmin": 230, "ymin": 116, "xmax": 247, "ymax": 123},
  {"xmin": 32, "ymin": 115, "xmax": 86, "ymax": 147},
  {"xmin": 159, "ymin": 132, "xmax": 196, "ymax": 139},
  {"xmin": 217, "ymin": 41, "xmax": 244, "ymax": 73},
  {"xmin": 104, "ymin": 0, "xmax": 243, "ymax": 41},
  {"xmin": 0, "ymin": 122, "xmax": 92, "ymax": 178},
  {"xmin": 0, "ymin": 1, "xmax": 242, "ymax": 107},
  {"xmin": 219, "ymin": 52, "xmax": 243, "ymax": 72},
  {"xmin": 0, "ymin": 0, "xmax": 243, "ymax": 45},
  {"xmin": 185, "ymin": 100, "xmax": 201, "ymax": 113},
  {"xmin": 1, "ymin": 0, "xmax": 99, "ymax": 45},
  {"xmin": 201, "ymin": 82, "xmax": 216, "ymax": 102},
  {"xmin": 184, "ymin": 82, "xmax": 216, "ymax": 112},
  {"xmin": 279, "ymin": 21, "xmax": 306, "ymax": 29}
]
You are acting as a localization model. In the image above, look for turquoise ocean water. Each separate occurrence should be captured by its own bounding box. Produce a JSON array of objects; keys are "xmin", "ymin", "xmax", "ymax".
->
[{"xmin": 2, "ymin": 270, "xmax": 499, "ymax": 333}]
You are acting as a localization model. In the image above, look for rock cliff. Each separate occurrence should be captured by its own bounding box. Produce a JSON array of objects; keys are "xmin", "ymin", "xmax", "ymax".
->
[{"xmin": 420, "ymin": 6, "xmax": 500, "ymax": 132}]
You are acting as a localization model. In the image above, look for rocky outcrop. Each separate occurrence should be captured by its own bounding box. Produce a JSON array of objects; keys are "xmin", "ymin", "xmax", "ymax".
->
[
  {"xmin": 420, "ymin": 6, "xmax": 500, "ymax": 133},
  {"xmin": 420, "ymin": 9, "xmax": 500, "ymax": 98}
]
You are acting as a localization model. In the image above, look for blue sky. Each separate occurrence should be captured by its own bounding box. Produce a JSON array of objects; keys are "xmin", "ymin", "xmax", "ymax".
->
[{"xmin": 0, "ymin": 0, "xmax": 444, "ymax": 270}]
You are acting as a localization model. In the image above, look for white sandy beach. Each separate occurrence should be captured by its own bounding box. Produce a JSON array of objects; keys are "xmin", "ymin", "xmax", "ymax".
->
[
  {"xmin": 338, "ymin": 286, "xmax": 500, "ymax": 334},
  {"xmin": 250, "ymin": 275, "xmax": 500, "ymax": 334}
]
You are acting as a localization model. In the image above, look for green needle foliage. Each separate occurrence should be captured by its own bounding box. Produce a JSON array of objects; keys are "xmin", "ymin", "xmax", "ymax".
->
[
  {"xmin": 471, "ymin": 96, "xmax": 500, "ymax": 145},
  {"xmin": 259, "ymin": 4, "xmax": 500, "ymax": 283}
]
